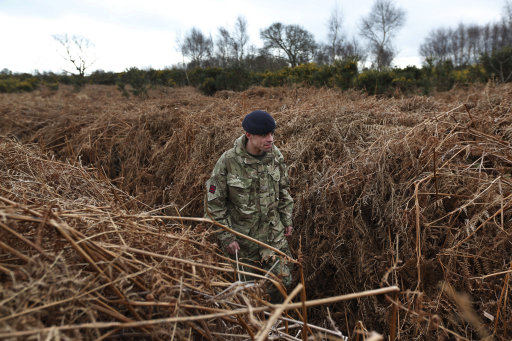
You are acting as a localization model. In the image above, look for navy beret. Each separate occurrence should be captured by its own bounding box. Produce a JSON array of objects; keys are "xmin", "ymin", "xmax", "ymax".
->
[{"xmin": 242, "ymin": 110, "xmax": 276, "ymax": 134}]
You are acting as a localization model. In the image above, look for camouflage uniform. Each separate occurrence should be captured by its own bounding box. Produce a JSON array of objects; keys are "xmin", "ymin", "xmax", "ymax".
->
[{"xmin": 205, "ymin": 134, "xmax": 294, "ymax": 287}]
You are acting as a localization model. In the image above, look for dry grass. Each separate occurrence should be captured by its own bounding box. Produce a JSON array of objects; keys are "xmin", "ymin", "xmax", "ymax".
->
[
  {"xmin": 0, "ymin": 136, "xmax": 379, "ymax": 340},
  {"xmin": 1, "ymin": 82, "xmax": 512, "ymax": 339}
]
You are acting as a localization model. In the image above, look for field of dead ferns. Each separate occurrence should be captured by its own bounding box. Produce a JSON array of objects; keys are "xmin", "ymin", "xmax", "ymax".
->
[{"xmin": 1, "ymin": 83, "xmax": 512, "ymax": 340}]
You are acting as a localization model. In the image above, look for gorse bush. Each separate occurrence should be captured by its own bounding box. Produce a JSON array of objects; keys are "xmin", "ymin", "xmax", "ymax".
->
[
  {"xmin": 481, "ymin": 46, "xmax": 512, "ymax": 83},
  {"xmin": 423, "ymin": 59, "xmax": 456, "ymax": 92},
  {"xmin": 4, "ymin": 51, "xmax": 512, "ymax": 97},
  {"xmin": 89, "ymin": 70, "xmax": 117, "ymax": 85},
  {"xmin": 43, "ymin": 81, "xmax": 59, "ymax": 91},
  {"xmin": 452, "ymin": 65, "xmax": 487, "ymax": 85},
  {"xmin": 146, "ymin": 68, "xmax": 188, "ymax": 87},
  {"xmin": 215, "ymin": 66, "xmax": 254, "ymax": 91},
  {"xmin": 0, "ymin": 75, "xmax": 39, "ymax": 93},
  {"xmin": 199, "ymin": 77, "xmax": 217, "ymax": 96},
  {"xmin": 332, "ymin": 59, "xmax": 359, "ymax": 90},
  {"xmin": 355, "ymin": 69, "xmax": 395, "ymax": 95},
  {"xmin": 117, "ymin": 67, "xmax": 150, "ymax": 98},
  {"xmin": 392, "ymin": 66, "xmax": 425, "ymax": 94}
]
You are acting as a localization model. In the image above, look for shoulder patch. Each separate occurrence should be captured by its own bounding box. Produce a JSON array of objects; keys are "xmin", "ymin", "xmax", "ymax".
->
[{"xmin": 209, "ymin": 185, "xmax": 217, "ymax": 194}]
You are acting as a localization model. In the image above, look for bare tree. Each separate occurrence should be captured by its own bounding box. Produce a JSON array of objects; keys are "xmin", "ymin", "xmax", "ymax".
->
[
  {"xmin": 174, "ymin": 34, "xmax": 190, "ymax": 84},
  {"xmin": 215, "ymin": 16, "xmax": 250, "ymax": 67},
  {"xmin": 450, "ymin": 24, "xmax": 466, "ymax": 66},
  {"xmin": 420, "ymin": 27, "xmax": 453, "ymax": 65},
  {"xmin": 52, "ymin": 34, "xmax": 95, "ymax": 78},
  {"xmin": 232, "ymin": 16, "xmax": 249, "ymax": 64},
  {"xmin": 482, "ymin": 44, "xmax": 512, "ymax": 83},
  {"xmin": 340, "ymin": 37, "xmax": 367, "ymax": 63},
  {"xmin": 244, "ymin": 46, "xmax": 288, "ymax": 72},
  {"xmin": 504, "ymin": 0, "xmax": 512, "ymax": 24},
  {"xmin": 481, "ymin": 24, "xmax": 492, "ymax": 56},
  {"xmin": 419, "ymin": 3, "xmax": 512, "ymax": 69},
  {"xmin": 491, "ymin": 22, "xmax": 503, "ymax": 51},
  {"xmin": 216, "ymin": 27, "xmax": 232, "ymax": 67},
  {"xmin": 326, "ymin": 3, "xmax": 345, "ymax": 64},
  {"xmin": 260, "ymin": 23, "xmax": 317, "ymax": 67},
  {"xmin": 359, "ymin": 0, "xmax": 405, "ymax": 70},
  {"xmin": 466, "ymin": 24, "xmax": 482, "ymax": 64},
  {"xmin": 181, "ymin": 27, "xmax": 213, "ymax": 68}
]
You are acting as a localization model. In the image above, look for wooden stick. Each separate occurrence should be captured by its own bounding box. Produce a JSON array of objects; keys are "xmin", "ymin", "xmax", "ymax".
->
[
  {"xmin": 299, "ymin": 263, "xmax": 308, "ymax": 340},
  {"xmin": 0, "ymin": 240, "xmax": 33, "ymax": 263},
  {"xmin": 0, "ymin": 220, "xmax": 53, "ymax": 261},
  {"xmin": 494, "ymin": 261, "xmax": 512, "ymax": 335},
  {"xmin": 50, "ymin": 219, "xmax": 150, "ymax": 332},
  {"xmin": 0, "ymin": 263, "xmax": 13, "ymax": 275},
  {"xmin": 386, "ymin": 295, "xmax": 469, "ymax": 341},
  {"xmin": 414, "ymin": 181, "xmax": 422, "ymax": 290},
  {"xmin": 255, "ymin": 283, "xmax": 303, "ymax": 341},
  {"xmin": 452, "ymin": 197, "xmax": 512, "ymax": 249},
  {"xmin": 0, "ymin": 267, "xmax": 152, "ymax": 324},
  {"xmin": 434, "ymin": 142, "xmax": 439, "ymax": 201},
  {"xmin": 138, "ymin": 215, "xmax": 298, "ymax": 264},
  {"xmin": 470, "ymin": 268, "xmax": 512, "ymax": 280},
  {"xmin": 0, "ymin": 286, "xmax": 400, "ymax": 338},
  {"xmin": 91, "ymin": 303, "xmax": 135, "ymax": 323}
]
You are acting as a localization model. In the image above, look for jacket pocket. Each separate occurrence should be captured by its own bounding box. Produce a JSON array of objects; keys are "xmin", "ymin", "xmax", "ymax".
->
[
  {"xmin": 227, "ymin": 174, "xmax": 252, "ymax": 206},
  {"xmin": 269, "ymin": 167, "xmax": 281, "ymax": 200}
]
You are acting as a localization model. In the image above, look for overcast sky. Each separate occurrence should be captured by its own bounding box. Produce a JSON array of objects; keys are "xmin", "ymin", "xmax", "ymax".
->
[{"xmin": 1, "ymin": 0, "xmax": 508, "ymax": 74}]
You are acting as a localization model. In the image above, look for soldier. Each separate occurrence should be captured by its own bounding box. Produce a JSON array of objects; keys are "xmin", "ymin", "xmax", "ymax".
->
[{"xmin": 205, "ymin": 110, "xmax": 294, "ymax": 294}]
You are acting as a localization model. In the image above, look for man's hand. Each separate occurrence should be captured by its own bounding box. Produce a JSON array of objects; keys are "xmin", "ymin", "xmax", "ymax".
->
[
  {"xmin": 285, "ymin": 226, "xmax": 293, "ymax": 237},
  {"xmin": 226, "ymin": 240, "xmax": 240, "ymax": 255}
]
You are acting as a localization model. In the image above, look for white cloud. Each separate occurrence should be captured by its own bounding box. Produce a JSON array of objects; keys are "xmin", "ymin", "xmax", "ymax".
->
[{"xmin": 0, "ymin": 0, "xmax": 508, "ymax": 73}]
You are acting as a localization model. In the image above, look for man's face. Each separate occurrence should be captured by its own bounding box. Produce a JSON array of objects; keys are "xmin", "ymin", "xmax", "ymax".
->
[{"xmin": 246, "ymin": 131, "xmax": 274, "ymax": 155}]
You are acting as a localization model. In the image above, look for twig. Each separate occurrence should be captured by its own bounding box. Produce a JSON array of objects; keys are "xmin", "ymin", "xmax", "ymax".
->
[
  {"xmin": 0, "ymin": 240, "xmax": 33, "ymax": 263},
  {"xmin": 0, "ymin": 220, "xmax": 53, "ymax": 261},
  {"xmin": 0, "ymin": 286, "xmax": 400, "ymax": 338},
  {"xmin": 255, "ymin": 283, "xmax": 303, "ymax": 341},
  {"xmin": 494, "ymin": 261, "xmax": 512, "ymax": 335}
]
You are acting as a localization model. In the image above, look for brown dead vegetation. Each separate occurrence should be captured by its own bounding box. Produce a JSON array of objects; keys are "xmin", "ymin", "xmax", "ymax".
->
[
  {"xmin": 0, "ymin": 136, "xmax": 373, "ymax": 340},
  {"xmin": 1, "ymin": 82, "xmax": 512, "ymax": 339}
]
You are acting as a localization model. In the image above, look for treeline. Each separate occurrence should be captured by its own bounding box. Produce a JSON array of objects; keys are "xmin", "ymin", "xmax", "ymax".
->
[
  {"xmin": 421, "ymin": 15, "xmax": 512, "ymax": 82},
  {"xmin": 2, "ymin": 1, "xmax": 512, "ymax": 97},
  {"xmin": 0, "ymin": 48, "xmax": 508, "ymax": 97}
]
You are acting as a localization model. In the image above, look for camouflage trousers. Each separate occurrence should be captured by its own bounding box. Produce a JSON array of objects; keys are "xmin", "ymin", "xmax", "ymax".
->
[{"xmin": 231, "ymin": 240, "xmax": 294, "ymax": 295}]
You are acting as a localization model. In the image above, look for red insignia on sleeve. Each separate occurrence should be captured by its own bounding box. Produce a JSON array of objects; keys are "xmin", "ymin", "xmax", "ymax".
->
[{"xmin": 209, "ymin": 185, "xmax": 216, "ymax": 194}]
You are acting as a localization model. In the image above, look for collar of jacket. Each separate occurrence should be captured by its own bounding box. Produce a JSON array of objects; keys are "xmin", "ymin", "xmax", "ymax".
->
[{"xmin": 234, "ymin": 134, "xmax": 274, "ymax": 165}]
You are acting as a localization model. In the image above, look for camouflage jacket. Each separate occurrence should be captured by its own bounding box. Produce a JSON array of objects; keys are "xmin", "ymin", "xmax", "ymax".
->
[{"xmin": 205, "ymin": 134, "xmax": 294, "ymax": 251}]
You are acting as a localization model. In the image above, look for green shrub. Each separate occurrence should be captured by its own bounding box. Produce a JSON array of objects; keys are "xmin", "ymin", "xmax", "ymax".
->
[
  {"xmin": 261, "ymin": 70, "xmax": 287, "ymax": 87},
  {"xmin": 43, "ymin": 81, "xmax": 59, "ymax": 91},
  {"xmin": 452, "ymin": 65, "xmax": 487, "ymax": 85},
  {"xmin": 0, "ymin": 76, "xmax": 38, "ymax": 93},
  {"xmin": 116, "ymin": 82, "xmax": 130, "ymax": 98},
  {"xmin": 355, "ymin": 70, "xmax": 395, "ymax": 95},
  {"xmin": 117, "ymin": 67, "xmax": 149, "ymax": 98},
  {"xmin": 431, "ymin": 60, "xmax": 456, "ymax": 92},
  {"xmin": 189, "ymin": 67, "xmax": 222, "ymax": 88},
  {"xmin": 481, "ymin": 46, "xmax": 512, "ymax": 83},
  {"xmin": 88, "ymin": 70, "xmax": 117, "ymax": 85},
  {"xmin": 0, "ymin": 78, "xmax": 17, "ymax": 93},
  {"xmin": 310, "ymin": 65, "xmax": 335, "ymax": 87},
  {"xmin": 333, "ymin": 60, "xmax": 359, "ymax": 90},
  {"xmin": 199, "ymin": 77, "xmax": 216, "ymax": 95},
  {"xmin": 147, "ymin": 68, "xmax": 187, "ymax": 87},
  {"xmin": 285, "ymin": 63, "xmax": 318, "ymax": 85},
  {"xmin": 17, "ymin": 80, "xmax": 35, "ymax": 92},
  {"xmin": 391, "ymin": 66, "xmax": 424, "ymax": 94},
  {"xmin": 215, "ymin": 67, "xmax": 254, "ymax": 92}
]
